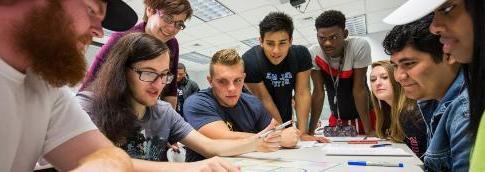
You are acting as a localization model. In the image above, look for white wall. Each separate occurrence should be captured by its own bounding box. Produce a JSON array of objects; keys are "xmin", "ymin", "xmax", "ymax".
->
[
  {"xmin": 362, "ymin": 30, "xmax": 390, "ymax": 62},
  {"xmin": 186, "ymin": 69, "xmax": 210, "ymax": 90}
]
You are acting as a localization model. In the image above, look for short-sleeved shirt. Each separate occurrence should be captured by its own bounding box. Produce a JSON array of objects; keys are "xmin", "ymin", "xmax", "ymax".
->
[
  {"xmin": 0, "ymin": 58, "xmax": 97, "ymax": 172},
  {"xmin": 183, "ymin": 88, "xmax": 272, "ymax": 161},
  {"xmin": 80, "ymin": 22, "xmax": 179, "ymax": 97},
  {"xmin": 176, "ymin": 78, "xmax": 200, "ymax": 117},
  {"xmin": 77, "ymin": 92, "xmax": 193, "ymax": 161},
  {"xmin": 243, "ymin": 45, "xmax": 312, "ymax": 122},
  {"xmin": 309, "ymin": 37, "xmax": 371, "ymax": 119}
]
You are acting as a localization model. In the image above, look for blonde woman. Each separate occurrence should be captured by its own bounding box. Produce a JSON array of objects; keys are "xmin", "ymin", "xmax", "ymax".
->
[{"xmin": 369, "ymin": 60, "xmax": 426, "ymax": 159}]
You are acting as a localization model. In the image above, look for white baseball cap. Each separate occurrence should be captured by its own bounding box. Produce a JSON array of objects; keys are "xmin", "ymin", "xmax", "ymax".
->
[{"xmin": 383, "ymin": 0, "xmax": 447, "ymax": 25}]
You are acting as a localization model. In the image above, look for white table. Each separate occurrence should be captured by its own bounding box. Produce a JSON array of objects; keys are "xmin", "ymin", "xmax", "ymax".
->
[{"xmin": 233, "ymin": 141, "xmax": 424, "ymax": 172}]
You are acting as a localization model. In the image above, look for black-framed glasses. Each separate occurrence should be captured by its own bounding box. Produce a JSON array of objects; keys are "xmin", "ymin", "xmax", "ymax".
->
[
  {"xmin": 317, "ymin": 33, "xmax": 343, "ymax": 42},
  {"xmin": 156, "ymin": 10, "xmax": 186, "ymax": 30},
  {"xmin": 129, "ymin": 67, "xmax": 174, "ymax": 84}
]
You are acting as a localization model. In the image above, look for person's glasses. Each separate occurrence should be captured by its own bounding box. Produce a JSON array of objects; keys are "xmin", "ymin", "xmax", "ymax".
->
[
  {"xmin": 156, "ymin": 10, "xmax": 186, "ymax": 30},
  {"xmin": 317, "ymin": 33, "xmax": 343, "ymax": 42},
  {"xmin": 129, "ymin": 67, "xmax": 174, "ymax": 84}
]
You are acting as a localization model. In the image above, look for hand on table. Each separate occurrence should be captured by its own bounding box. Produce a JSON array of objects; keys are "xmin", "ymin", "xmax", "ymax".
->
[
  {"xmin": 253, "ymin": 119, "xmax": 285, "ymax": 152},
  {"xmin": 280, "ymin": 127, "xmax": 300, "ymax": 148},
  {"xmin": 184, "ymin": 156, "xmax": 240, "ymax": 172},
  {"xmin": 300, "ymin": 134, "xmax": 330, "ymax": 143}
]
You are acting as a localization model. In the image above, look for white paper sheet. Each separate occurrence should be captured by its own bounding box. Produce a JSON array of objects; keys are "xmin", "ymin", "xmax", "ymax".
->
[
  {"xmin": 322, "ymin": 144, "xmax": 412, "ymax": 156},
  {"xmin": 225, "ymin": 157, "xmax": 340, "ymax": 172}
]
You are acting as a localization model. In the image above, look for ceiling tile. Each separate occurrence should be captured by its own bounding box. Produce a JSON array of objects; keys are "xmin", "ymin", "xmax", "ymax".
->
[
  {"xmin": 277, "ymin": 0, "xmax": 323, "ymax": 14},
  {"xmin": 318, "ymin": 0, "xmax": 361, "ymax": 8},
  {"xmin": 185, "ymin": 17, "xmax": 205, "ymax": 28},
  {"xmin": 202, "ymin": 34, "xmax": 238, "ymax": 47},
  {"xmin": 176, "ymin": 32, "xmax": 198, "ymax": 44},
  {"xmin": 181, "ymin": 39, "xmax": 215, "ymax": 52},
  {"xmin": 181, "ymin": 23, "xmax": 220, "ymax": 39},
  {"xmin": 207, "ymin": 14, "xmax": 252, "ymax": 32},
  {"xmin": 366, "ymin": 0, "xmax": 407, "ymax": 13},
  {"xmin": 322, "ymin": 0, "xmax": 366, "ymax": 18},
  {"xmin": 239, "ymin": 5, "xmax": 278, "ymax": 25},
  {"xmin": 226, "ymin": 26, "xmax": 259, "ymax": 41},
  {"xmin": 218, "ymin": 0, "xmax": 273, "ymax": 13}
]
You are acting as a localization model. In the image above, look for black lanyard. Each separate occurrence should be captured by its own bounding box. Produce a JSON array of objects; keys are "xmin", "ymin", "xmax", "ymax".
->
[{"xmin": 324, "ymin": 47, "xmax": 346, "ymax": 122}]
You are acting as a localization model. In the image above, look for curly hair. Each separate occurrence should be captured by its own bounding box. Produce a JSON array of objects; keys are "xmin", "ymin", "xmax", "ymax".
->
[
  {"xmin": 143, "ymin": 0, "xmax": 193, "ymax": 22},
  {"xmin": 382, "ymin": 15, "xmax": 443, "ymax": 63},
  {"xmin": 259, "ymin": 12, "xmax": 294, "ymax": 39},
  {"xmin": 315, "ymin": 10, "xmax": 346, "ymax": 29}
]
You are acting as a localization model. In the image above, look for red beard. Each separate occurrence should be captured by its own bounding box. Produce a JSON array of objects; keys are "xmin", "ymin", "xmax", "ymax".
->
[{"xmin": 13, "ymin": 0, "xmax": 91, "ymax": 87}]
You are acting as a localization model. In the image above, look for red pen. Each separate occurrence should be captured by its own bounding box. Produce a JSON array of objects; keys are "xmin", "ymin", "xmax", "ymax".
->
[{"xmin": 347, "ymin": 140, "xmax": 378, "ymax": 144}]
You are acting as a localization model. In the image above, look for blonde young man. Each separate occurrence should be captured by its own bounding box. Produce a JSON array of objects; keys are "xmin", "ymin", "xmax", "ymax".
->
[{"xmin": 184, "ymin": 49, "xmax": 300, "ymax": 162}]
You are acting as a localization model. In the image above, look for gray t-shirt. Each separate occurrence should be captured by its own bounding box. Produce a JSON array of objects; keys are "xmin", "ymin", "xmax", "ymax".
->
[{"xmin": 76, "ymin": 91, "xmax": 193, "ymax": 161}]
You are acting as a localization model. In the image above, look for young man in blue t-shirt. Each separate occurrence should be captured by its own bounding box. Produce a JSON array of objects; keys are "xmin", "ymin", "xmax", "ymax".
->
[
  {"xmin": 242, "ymin": 12, "xmax": 325, "ymax": 142},
  {"xmin": 184, "ymin": 49, "xmax": 300, "ymax": 162}
]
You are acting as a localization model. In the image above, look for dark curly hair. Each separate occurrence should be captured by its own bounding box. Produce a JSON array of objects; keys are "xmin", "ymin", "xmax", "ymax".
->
[
  {"xmin": 382, "ymin": 15, "xmax": 443, "ymax": 63},
  {"xmin": 259, "ymin": 12, "xmax": 293, "ymax": 39},
  {"xmin": 315, "ymin": 10, "xmax": 346, "ymax": 29}
]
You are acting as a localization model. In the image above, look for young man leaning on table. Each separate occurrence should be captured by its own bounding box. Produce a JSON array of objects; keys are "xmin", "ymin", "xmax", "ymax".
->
[{"xmin": 183, "ymin": 48, "xmax": 302, "ymax": 162}]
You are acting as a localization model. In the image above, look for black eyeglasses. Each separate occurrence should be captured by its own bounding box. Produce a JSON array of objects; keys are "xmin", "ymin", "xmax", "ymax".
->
[
  {"xmin": 129, "ymin": 67, "xmax": 174, "ymax": 84},
  {"xmin": 156, "ymin": 10, "xmax": 186, "ymax": 30}
]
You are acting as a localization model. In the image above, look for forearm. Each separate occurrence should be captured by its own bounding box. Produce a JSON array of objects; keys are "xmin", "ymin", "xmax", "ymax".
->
[
  {"xmin": 133, "ymin": 159, "xmax": 189, "ymax": 172},
  {"xmin": 353, "ymin": 88, "xmax": 371, "ymax": 132},
  {"xmin": 205, "ymin": 130, "xmax": 255, "ymax": 140},
  {"xmin": 295, "ymin": 92, "xmax": 311, "ymax": 134},
  {"xmin": 76, "ymin": 147, "xmax": 133, "ymax": 172},
  {"xmin": 260, "ymin": 98, "xmax": 283, "ymax": 124},
  {"xmin": 309, "ymin": 92, "xmax": 324, "ymax": 135},
  {"xmin": 199, "ymin": 138, "xmax": 256, "ymax": 157}
]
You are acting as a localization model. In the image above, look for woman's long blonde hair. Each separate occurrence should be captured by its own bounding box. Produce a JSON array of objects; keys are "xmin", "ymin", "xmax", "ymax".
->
[{"xmin": 370, "ymin": 60, "xmax": 416, "ymax": 142}]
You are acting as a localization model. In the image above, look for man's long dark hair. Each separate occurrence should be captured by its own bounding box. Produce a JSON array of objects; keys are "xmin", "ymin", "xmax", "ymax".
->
[
  {"xmin": 88, "ymin": 32, "xmax": 169, "ymax": 145},
  {"xmin": 465, "ymin": 0, "xmax": 485, "ymax": 141}
]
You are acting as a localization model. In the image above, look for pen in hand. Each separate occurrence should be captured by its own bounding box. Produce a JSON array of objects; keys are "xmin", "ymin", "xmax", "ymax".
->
[{"xmin": 259, "ymin": 120, "xmax": 292, "ymax": 138}]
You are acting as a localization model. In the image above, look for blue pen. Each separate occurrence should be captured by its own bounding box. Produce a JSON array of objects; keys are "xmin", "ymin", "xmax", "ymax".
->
[
  {"xmin": 348, "ymin": 160, "xmax": 404, "ymax": 167},
  {"xmin": 370, "ymin": 143, "xmax": 392, "ymax": 148}
]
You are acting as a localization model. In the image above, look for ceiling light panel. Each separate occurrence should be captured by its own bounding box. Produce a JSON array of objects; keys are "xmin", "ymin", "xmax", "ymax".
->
[
  {"xmin": 190, "ymin": 0, "xmax": 235, "ymax": 22},
  {"xmin": 241, "ymin": 38, "xmax": 259, "ymax": 47},
  {"xmin": 346, "ymin": 14, "xmax": 367, "ymax": 36}
]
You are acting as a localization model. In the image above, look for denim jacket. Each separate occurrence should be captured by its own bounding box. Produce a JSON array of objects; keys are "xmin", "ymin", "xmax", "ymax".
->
[{"xmin": 417, "ymin": 69, "xmax": 471, "ymax": 172}]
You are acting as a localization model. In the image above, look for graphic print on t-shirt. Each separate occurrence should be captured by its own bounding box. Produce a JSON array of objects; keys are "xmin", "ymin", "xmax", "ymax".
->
[
  {"xmin": 123, "ymin": 130, "xmax": 169, "ymax": 161},
  {"xmin": 265, "ymin": 72, "xmax": 293, "ymax": 87}
]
